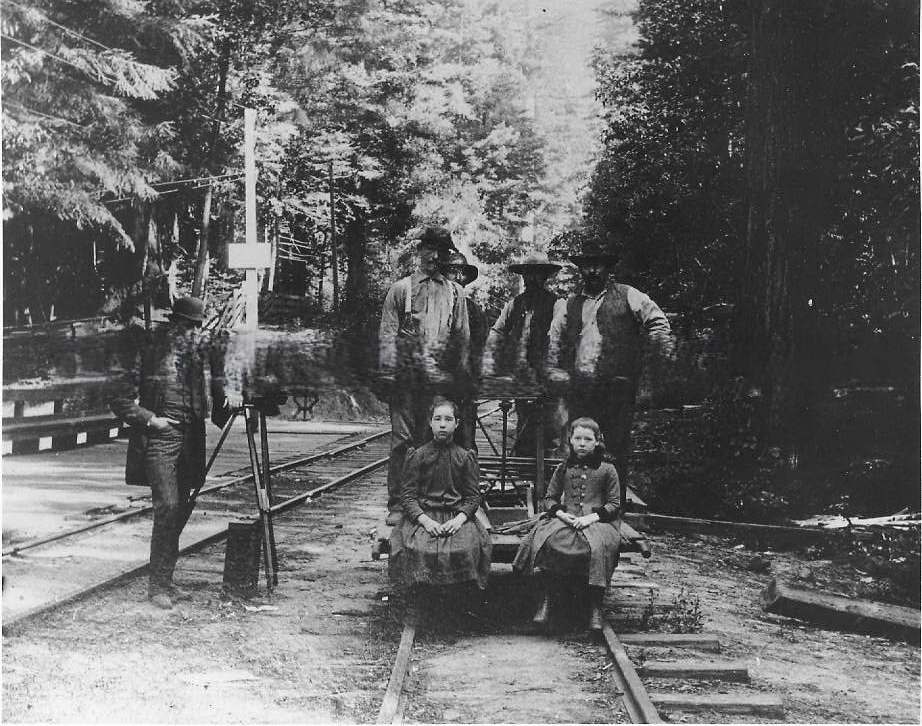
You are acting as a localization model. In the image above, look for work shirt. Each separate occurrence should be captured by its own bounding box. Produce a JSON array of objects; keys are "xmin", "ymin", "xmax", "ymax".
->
[
  {"xmin": 378, "ymin": 271, "xmax": 470, "ymax": 378},
  {"xmin": 546, "ymin": 284, "xmax": 673, "ymax": 378},
  {"xmin": 399, "ymin": 440, "xmax": 482, "ymax": 522}
]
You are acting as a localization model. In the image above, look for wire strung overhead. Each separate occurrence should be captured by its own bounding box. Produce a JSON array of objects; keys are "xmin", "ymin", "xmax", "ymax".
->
[{"xmin": 3, "ymin": 0, "xmax": 114, "ymax": 53}]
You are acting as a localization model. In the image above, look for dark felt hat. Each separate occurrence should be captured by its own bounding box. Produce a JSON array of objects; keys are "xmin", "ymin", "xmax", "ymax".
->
[
  {"xmin": 569, "ymin": 238, "xmax": 620, "ymax": 267},
  {"xmin": 408, "ymin": 225, "xmax": 455, "ymax": 253},
  {"xmin": 508, "ymin": 251, "xmax": 562, "ymax": 276},
  {"xmin": 170, "ymin": 295, "xmax": 205, "ymax": 323},
  {"xmin": 440, "ymin": 251, "xmax": 479, "ymax": 285}
]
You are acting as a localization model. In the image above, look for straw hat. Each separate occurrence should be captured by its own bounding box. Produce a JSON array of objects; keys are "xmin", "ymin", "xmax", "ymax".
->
[{"xmin": 508, "ymin": 251, "xmax": 562, "ymax": 276}]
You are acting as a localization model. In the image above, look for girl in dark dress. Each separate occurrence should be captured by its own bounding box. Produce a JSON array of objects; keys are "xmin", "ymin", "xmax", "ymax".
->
[
  {"xmin": 514, "ymin": 417, "xmax": 621, "ymax": 631},
  {"xmin": 389, "ymin": 398, "xmax": 492, "ymax": 592}
]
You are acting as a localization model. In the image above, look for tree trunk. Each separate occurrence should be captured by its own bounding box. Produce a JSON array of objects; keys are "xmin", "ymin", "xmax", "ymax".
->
[
  {"xmin": 192, "ymin": 38, "xmax": 232, "ymax": 298},
  {"xmin": 341, "ymin": 218, "xmax": 372, "ymax": 370},
  {"xmin": 735, "ymin": 2, "xmax": 832, "ymax": 463}
]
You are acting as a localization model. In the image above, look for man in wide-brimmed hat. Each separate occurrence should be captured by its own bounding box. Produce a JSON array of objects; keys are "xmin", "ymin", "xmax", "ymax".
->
[
  {"xmin": 378, "ymin": 226, "xmax": 471, "ymax": 524},
  {"xmin": 546, "ymin": 238, "xmax": 673, "ymax": 504},
  {"xmin": 110, "ymin": 295, "xmax": 229, "ymax": 609},
  {"xmin": 482, "ymin": 251, "xmax": 562, "ymax": 456},
  {"xmin": 440, "ymin": 250, "xmax": 485, "ymax": 450}
]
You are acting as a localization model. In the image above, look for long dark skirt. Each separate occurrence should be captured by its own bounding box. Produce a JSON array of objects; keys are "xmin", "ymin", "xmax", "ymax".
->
[
  {"xmin": 389, "ymin": 509, "xmax": 492, "ymax": 589},
  {"xmin": 514, "ymin": 517, "xmax": 620, "ymax": 588}
]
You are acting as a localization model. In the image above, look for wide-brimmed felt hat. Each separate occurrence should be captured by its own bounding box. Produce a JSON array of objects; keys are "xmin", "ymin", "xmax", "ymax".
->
[
  {"xmin": 170, "ymin": 295, "xmax": 205, "ymax": 323},
  {"xmin": 508, "ymin": 251, "xmax": 562, "ymax": 276},
  {"xmin": 440, "ymin": 251, "xmax": 479, "ymax": 285}
]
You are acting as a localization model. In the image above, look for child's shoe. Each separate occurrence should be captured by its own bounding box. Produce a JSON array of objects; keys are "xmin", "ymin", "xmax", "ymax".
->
[
  {"xmin": 532, "ymin": 592, "xmax": 550, "ymax": 625},
  {"xmin": 588, "ymin": 587, "xmax": 605, "ymax": 631}
]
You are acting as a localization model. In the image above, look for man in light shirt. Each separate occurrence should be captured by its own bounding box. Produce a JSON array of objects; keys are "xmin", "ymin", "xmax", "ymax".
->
[
  {"xmin": 481, "ymin": 252, "xmax": 562, "ymax": 456},
  {"xmin": 378, "ymin": 227, "xmax": 471, "ymax": 524},
  {"xmin": 546, "ymin": 242, "xmax": 673, "ymax": 504}
]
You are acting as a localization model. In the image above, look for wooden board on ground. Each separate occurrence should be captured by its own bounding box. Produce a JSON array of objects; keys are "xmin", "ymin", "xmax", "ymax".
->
[
  {"xmin": 762, "ymin": 578, "xmax": 921, "ymax": 643},
  {"xmin": 624, "ymin": 512, "xmax": 872, "ymax": 545}
]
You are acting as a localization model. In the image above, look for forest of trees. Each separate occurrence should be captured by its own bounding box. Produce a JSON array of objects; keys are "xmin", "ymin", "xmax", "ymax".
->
[
  {"xmin": 3, "ymin": 0, "xmax": 919, "ymax": 516},
  {"xmin": 585, "ymin": 0, "xmax": 919, "ymax": 516}
]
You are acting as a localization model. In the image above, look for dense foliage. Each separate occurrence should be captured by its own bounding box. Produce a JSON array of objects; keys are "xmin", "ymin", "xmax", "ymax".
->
[{"xmin": 2, "ymin": 0, "xmax": 565, "ymax": 327}]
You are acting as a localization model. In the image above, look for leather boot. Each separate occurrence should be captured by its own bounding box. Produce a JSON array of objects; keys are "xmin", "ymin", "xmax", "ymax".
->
[
  {"xmin": 532, "ymin": 590, "xmax": 550, "ymax": 625},
  {"xmin": 588, "ymin": 588, "xmax": 604, "ymax": 632}
]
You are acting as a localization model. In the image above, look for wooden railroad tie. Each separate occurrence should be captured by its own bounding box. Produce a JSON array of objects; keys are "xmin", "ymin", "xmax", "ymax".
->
[
  {"xmin": 638, "ymin": 660, "xmax": 750, "ymax": 682},
  {"xmin": 649, "ymin": 693, "xmax": 785, "ymax": 718},
  {"xmin": 618, "ymin": 633, "xmax": 722, "ymax": 652}
]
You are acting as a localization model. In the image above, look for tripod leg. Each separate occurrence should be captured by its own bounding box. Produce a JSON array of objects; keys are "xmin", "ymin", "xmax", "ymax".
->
[
  {"xmin": 244, "ymin": 406, "xmax": 275, "ymax": 593},
  {"xmin": 188, "ymin": 409, "xmax": 239, "ymax": 510},
  {"xmin": 258, "ymin": 409, "xmax": 279, "ymax": 586}
]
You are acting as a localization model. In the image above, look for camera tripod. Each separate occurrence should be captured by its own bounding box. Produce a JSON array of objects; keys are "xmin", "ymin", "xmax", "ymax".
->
[{"xmin": 189, "ymin": 403, "xmax": 278, "ymax": 592}]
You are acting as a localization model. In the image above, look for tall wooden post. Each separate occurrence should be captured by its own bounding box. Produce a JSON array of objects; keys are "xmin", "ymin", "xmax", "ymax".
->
[
  {"xmin": 243, "ymin": 108, "xmax": 258, "ymax": 329},
  {"xmin": 328, "ymin": 160, "xmax": 338, "ymax": 312},
  {"xmin": 228, "ymin": 108, "xmax": 269, "ymax": 326}
]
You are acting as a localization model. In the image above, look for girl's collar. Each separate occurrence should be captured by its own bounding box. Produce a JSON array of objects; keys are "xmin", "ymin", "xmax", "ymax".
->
[{"xmin": 566, "ymin": 447, "xmax": 604, "ymax": 468}]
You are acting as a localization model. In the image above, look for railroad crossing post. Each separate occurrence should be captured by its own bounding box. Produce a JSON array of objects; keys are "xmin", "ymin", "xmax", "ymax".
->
[{"xmin": 226, "ymin": 107, "xmax": 269, "ymax": 329}]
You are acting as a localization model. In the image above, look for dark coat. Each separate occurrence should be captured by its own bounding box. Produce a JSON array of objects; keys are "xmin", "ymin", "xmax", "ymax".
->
[{"xmin": 109, "ymin": 323, "xmax": 224, "ymax": 486}]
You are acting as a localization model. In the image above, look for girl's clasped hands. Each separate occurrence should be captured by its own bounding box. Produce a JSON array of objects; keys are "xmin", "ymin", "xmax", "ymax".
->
[
  {"xmin": 555, "ymin": 510, "xmax": 599, "ymax": 530},
  {"xmin": 418, "ymin": 513, "xmax": 467, "ymax": 537}
]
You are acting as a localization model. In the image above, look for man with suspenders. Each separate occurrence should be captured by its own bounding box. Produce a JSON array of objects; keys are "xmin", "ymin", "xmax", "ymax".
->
[
  {"xmin": 546, "ymin": 240, "xmax": 674, "ymax": 505},
  {"xmin": 378, "ymin": 227, "xmax": 471, "ymax": 525}
]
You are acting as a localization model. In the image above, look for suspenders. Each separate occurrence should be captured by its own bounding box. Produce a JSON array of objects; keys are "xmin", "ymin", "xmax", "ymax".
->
[{"xmin": 399, "ymin": 276, "xmax": 458, "ymax": 330}]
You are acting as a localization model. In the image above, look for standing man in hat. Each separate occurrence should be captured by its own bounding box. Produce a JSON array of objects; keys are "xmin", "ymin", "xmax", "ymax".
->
[
  {"xmin": 110, "ymin": 295, "xmax": 229, "ymax": 609},
  {"xmin": 441, "ymin": 250, "xmax": 485, "ymax": 451},
  {"xmin": 546, "ymin": 242, "xmax": 673, "ymax": 504},
  {"xmin": 481, "ymin": 252, "xmax": 562, "ymax": 456},
  {"xmin": 378, "ymin": 227, "xmax": 471, "ymax": 524}
]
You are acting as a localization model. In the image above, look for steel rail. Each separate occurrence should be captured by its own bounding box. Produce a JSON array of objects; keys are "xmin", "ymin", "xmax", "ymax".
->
[
  {"xmin": 3, "ymin": 447, "xmax": 391, "ymax": 632},
  {"xmin": 2, "ymin": 428, "xmax": 389, "ymax": 558},
  {"xmin": 601, "ymin": 620, "xmax": 663, "ymax": 723},
  {"xmin": 376, "ymin": 619, "xmax": 417, "ymax": 724},
  {"xmin": 270, "ymin": 456, "xmax": 389, "ymax": 514}
]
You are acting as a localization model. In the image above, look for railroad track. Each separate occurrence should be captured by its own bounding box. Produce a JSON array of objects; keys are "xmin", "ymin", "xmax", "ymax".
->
[
  {"xmin": 371, "ymin": 551, "xmax": 788, "ymax": 725},
  {"xmin": 1, "ymin": 429, "xmax": 391, "ymax": 629}
]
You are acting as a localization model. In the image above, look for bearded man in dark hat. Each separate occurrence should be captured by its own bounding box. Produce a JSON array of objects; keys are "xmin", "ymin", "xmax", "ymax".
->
[
  {"xmin": 546, "ymin": 240, "xmax": 674, "ymax": 504},
  {"xmin": 481, "ymin": 252, "xmax": 562, "ymax": 456},
  {"xmin": 441, "ymin": 250, "xmax": 485, "ymax": 450},
  {"xmin": 378, "ymin": 227, "xmax": 471, "ymax": 524},
  {"xmin": 110, "ymin": 295, "xmax": 230, "ymax": 609}
]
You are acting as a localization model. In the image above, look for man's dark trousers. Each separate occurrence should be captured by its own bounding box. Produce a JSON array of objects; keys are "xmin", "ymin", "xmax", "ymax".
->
[
  {"xmin": 145, "ymin": 419, "xmax": 206, "ymax": 595},
  {"xmin": 565, "ymin": 377, "xmax": 634, "ymax": 505}
]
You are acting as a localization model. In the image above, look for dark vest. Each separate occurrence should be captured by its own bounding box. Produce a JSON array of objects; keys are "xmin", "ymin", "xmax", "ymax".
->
[
  {"xmin": 562, "ymin": 284, "xmax": 643, "ymax": 382},
  {"xmin": 467, "ymin": 297, "xmax": 487, "ymax": 377},
  {"xmin": 497, "ymin": 289, "xmax": 557, "ymax": 374}
]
